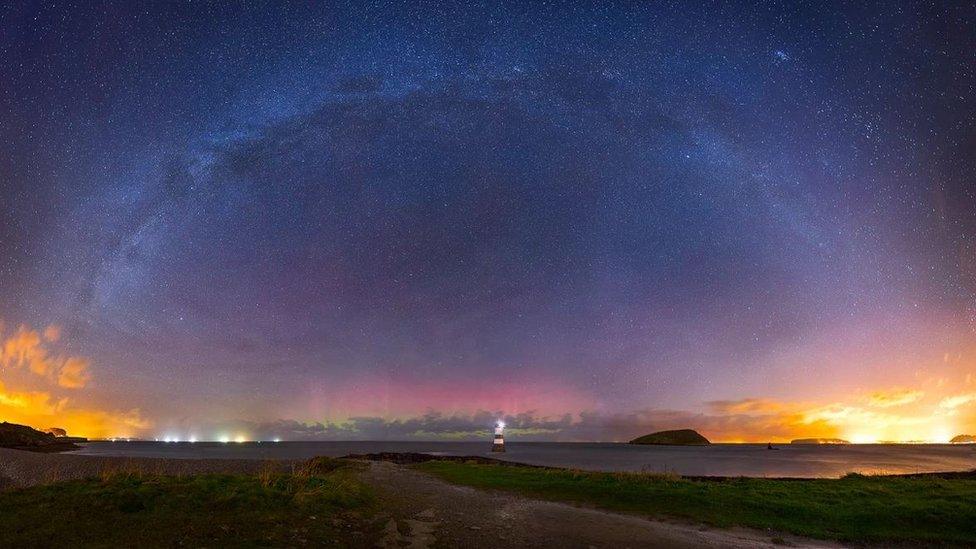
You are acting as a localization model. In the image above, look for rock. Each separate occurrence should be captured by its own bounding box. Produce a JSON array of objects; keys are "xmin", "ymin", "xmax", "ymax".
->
[
  {"xmin": 629, "ymin": 429, "xmax": 710, "ymax": 445},
  {"xmin": 950, "ymin": 434, "xmax": 975, "ymax": 444},
  {"xmin": 0, "ymin": 422, "xmax": 84, "ymax": 453}
]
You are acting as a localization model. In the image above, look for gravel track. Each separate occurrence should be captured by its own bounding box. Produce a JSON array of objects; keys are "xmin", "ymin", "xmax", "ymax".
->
[{"xmin": 363, "ymin": 461, "xmax": 844, "ymax": 549}]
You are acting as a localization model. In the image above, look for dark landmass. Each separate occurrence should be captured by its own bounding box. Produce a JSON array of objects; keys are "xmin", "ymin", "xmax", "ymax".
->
[
  {"xmin": 629, "ymin": 429, "xmax": 710, "ymax": 445},
  {"xmin": 950, "ymin": 434, "xmax": 975, "ymax": 444},
  {"xmin": 0, "ymin": 422, "xmax": 85, "ymax": 453},
  {"xmin": 790, "ymin": 438, "xmax": 851, "ymax": 445}
]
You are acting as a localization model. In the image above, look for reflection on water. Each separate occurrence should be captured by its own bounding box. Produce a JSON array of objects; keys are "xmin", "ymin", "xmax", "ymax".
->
[{"xmin": 70, "ymin": 441, "xmax": 976, "ymax": 478}]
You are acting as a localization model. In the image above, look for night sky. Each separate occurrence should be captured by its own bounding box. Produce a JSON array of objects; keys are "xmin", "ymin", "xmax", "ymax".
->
[{"xmin": 1, "ymin": 1, "xmax": 975, "ymax": 442}]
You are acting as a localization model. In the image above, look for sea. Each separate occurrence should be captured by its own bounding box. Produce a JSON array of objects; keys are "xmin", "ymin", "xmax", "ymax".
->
[{"xmin": 69, "ymin": 441, "xmax": 976, "ymax": 478}]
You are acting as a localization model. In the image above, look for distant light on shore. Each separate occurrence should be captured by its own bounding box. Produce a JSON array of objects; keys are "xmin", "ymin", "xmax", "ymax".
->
[{"xmin": 849, "ymin": 434, "xmax": 877, "ymax": 444}]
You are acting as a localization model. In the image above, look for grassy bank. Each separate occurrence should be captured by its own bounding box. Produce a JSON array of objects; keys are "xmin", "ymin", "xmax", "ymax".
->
[
  {"xmin": 0, "ymin": 457, "xmax": 379, "ymax": 547},
  {"xmin": 417, "ymin": 461, "xmax": 976, "ymax": 544}
]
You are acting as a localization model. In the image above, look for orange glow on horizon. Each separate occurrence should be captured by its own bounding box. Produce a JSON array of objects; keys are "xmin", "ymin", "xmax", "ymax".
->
[
  {"xmin": 1, "ymin": 323, "xmax": 150, "ymax": 439},
  {"xmin": 3, "ymin": 321, "xmax": 976, "ymax": 442}
]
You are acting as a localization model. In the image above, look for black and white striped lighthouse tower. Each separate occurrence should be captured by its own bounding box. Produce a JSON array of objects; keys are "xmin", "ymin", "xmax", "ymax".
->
[{"xmin": 491, "ymin": 421, "xmax": 505, "ymax": 452}]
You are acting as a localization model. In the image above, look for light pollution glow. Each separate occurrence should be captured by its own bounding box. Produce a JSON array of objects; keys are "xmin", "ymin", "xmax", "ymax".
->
[{"xmin": 2, "ymin": 322, "xmax": 976, "ymax": 443}]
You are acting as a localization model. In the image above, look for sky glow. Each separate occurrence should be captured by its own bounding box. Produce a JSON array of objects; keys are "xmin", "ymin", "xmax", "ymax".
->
[{"xmin": 1, "ymin": 2, "xmax": 974, "ymax": 443}]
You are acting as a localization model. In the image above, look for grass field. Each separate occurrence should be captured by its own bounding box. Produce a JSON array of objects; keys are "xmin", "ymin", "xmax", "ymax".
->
[
  {"xmin": 0, "ymin": 457, "xmax": 379, "ymax": 547},
  {"xmin": 417, "ymin": 460, "xmax": 976, "ymax": 544}
]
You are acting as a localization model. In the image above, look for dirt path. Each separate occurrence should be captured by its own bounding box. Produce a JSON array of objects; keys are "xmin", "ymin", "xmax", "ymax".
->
[{"xmin": 362, "ymin": 461, "xmax": 844, "ymax": 549}]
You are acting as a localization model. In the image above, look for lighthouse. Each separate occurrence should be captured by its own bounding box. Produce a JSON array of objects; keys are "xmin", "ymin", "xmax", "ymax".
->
[{"xmin": 491, "ymin": 421, "xmax": 506, "ymax": 452}]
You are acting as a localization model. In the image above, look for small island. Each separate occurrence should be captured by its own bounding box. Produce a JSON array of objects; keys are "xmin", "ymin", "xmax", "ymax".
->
[
  {"xmin": 0, "ymin": 422, "xmax": 86, "ymax": 453},
  {"xmin": 950, "ymin": 434, "xmax": 975, "ymax": 444},
  {"xmin": 629, "ymin": 429, "xmax": 710, "ymax": 445},
  {"xmin": 791, "ymin": 438, "xmax": 851, "ymax": 445}
]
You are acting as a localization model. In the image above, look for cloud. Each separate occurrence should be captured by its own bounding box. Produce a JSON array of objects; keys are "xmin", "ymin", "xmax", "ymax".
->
[
  {"xmin": 197, "ymin": 405, "xmax": 840, "ymax": 443},
  {"xmin": 0, "ymin": 320, "xmax": 147, "ymax": 438},
  {"xmin": 228, "ymin": 391, "xmax": 966, "ymax": 443},
  {"xmin": 0, "ymin": 325, "xmax": 56, "ymax": 376},
  {"xmin": 58, "ymin": 357, "xmax": 91, "ymax": 389},
  {"xmin": 0, "ymin": 324, "xmax": 91, "ymax": 389},
  {"xmin": 706, "ymin": 398, "xmax": 788, "ymax": 414},
  {"xmin": 43, "ymin": 325, "xmax": 61, "ymax": 342},
  {"xmin": 196, "ymin": 410, "xmax": 573, "ymax": 442},
  {"xmin": 0, "ymin": 380, "xmax": 148, "ymax": 438},
  {"xmin": 940, "ymin": 393, "xmax": 976, "ymax": 410},
  {"xmin": 867, "ymin": 388, "xmax": 924, "ymax": 408},
  {"xmin": 166, "ymin": 381, "xmax": 976, "ymax": 444},
  {"xmin": 0, "ymin": 381, "xmax": 64, "ymax": 414}
]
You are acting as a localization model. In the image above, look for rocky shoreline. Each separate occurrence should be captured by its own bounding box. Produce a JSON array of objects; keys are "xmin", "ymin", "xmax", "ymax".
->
[{"xmin": 0, "ymin": 422, "xmax": 85, "ymax": 453}]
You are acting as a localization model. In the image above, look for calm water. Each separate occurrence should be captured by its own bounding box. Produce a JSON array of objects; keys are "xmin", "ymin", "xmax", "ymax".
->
[{"xmin": 70, "ymin": 441, "xmax": 976, "ymax": 478}]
